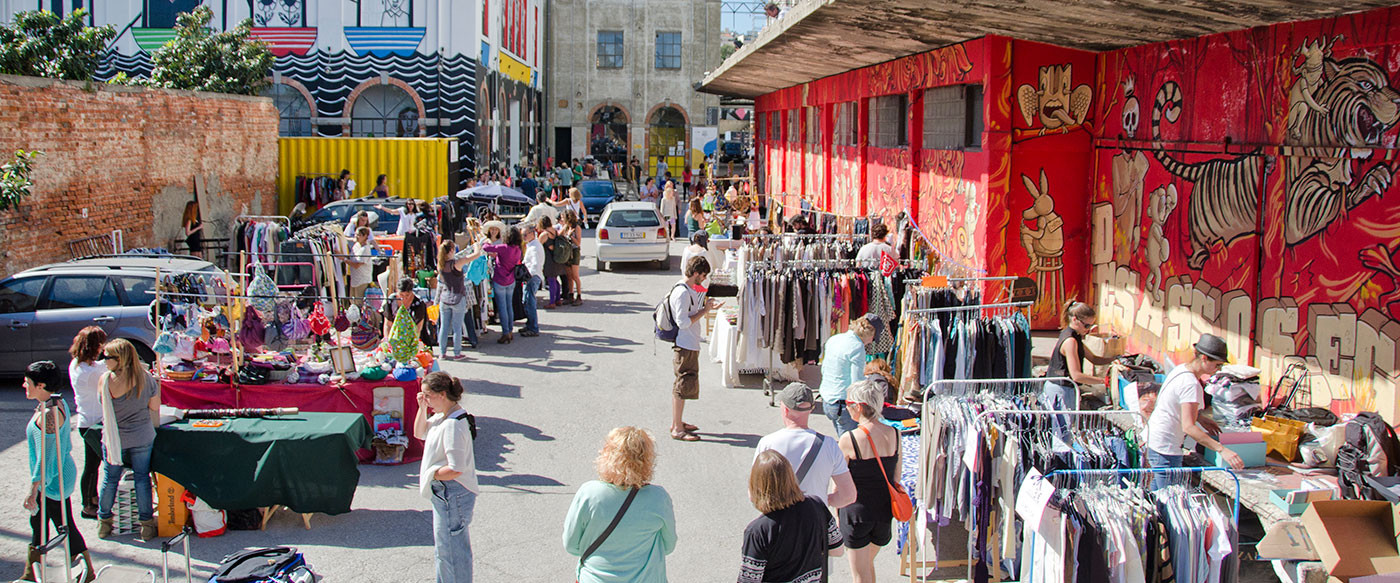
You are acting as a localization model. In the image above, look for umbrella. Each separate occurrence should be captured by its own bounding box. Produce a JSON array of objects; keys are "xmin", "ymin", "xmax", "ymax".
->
[{"xmin": 455, "ymin": 184, "xmax": 532, "ymax": 206}]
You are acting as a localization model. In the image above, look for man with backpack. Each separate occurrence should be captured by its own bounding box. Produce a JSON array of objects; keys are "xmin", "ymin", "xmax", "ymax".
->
[
  {"xmin": 666, "ymin": 256, "xmax": 718, "ymax": 442},
  {"xmin": 1146, "ymin": 334, "xmax": 1244, "ymax": 485},
  {"xmin": 754, "ymin": 382, "xmax": 857, "ymax": 508}
]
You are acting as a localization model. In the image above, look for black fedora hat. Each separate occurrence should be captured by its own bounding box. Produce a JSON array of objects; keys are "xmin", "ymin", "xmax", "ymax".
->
[{"xmin": 1193, "ymin": 334, "xmax": 1229, "ymax": 362}]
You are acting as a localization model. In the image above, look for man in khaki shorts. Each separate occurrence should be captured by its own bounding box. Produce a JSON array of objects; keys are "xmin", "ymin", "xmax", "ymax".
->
[{"xmin": 669, "ymin": 255, "xmax": 717, "ymax": 441}]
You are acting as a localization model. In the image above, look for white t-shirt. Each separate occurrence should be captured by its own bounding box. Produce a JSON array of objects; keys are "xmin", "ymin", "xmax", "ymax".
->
[
  {"xmin": 856, "ymin": 240, "xmax": 894, "ymax": 263},
  {"xmin": 349, "ymin": 242, "xmax": 375, "ymax": 287},
  {"xmin": 669, "ymin": 282, "xmax": 705, "ymax": 351},
  {"xmin": 69, "ymin": 359, "xmax": 105, "ymax": 429},
  {"xmin": 395, "ymin": 211, "xmax": 420, "ymax": 236},
  {"xmin": 523, "ymin": 240, "xmax": 545, "ymax": 278},
  {"xmin": 680, "ymin": 246, "xmax": 704, "ymax": 274},
  {"xmin": 1147, "ymin": 364, "xmax": 1203, "ymax": 455},
  {"xmin": 345, "ymin": 179, "xmax": 357, "ymax": 195},
  {"xmin": 419, "ymin": 408, "xmax": 479, "ymax": 498},
  {"xmin": 755, "ymin": 428, "xmax": 850, "ymax": 504}
]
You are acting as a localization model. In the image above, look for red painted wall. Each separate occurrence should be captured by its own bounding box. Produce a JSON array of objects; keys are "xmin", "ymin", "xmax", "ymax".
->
[{"xmin": 1090, "ymin": 6, "xmax": 1400, "ymax": 421}]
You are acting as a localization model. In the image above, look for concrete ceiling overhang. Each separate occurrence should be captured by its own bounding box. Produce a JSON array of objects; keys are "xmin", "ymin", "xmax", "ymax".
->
[{"xmin": 700, "ymin": 0, "xmax": 1400, "ymax": 98}]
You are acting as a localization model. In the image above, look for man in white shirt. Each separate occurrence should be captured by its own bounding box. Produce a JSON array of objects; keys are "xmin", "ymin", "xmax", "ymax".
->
[
  {"xmin": 1146, "ymin": 333, "xmax": 1242, "ymax": 485},
  {"xmin": 524, "ymin": 193, "xmax": 559, "ymax": 226},
  {"xmin": 856, "ymin": 222, "xmax": 895, "ymax": 264},
  {"xmin": 755, "ymin": 382, "xmax": 856, "ymax": 508},
  {"xmin": 670, "ymin": 255, "xmax": 718, "ymax": 442},
  {"xmin": 520, "ymin": 224, "xmax": 545, "ymax": 337}
]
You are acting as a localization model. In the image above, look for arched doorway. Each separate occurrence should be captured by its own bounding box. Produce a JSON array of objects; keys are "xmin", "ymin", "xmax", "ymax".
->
[
  {"xmin": 647, "ymin": 105, "xmax": 686, "ymax": 182},
  {"xmin": 260, "ymin": 82, "xmax": 314, "ymax": 137},
  {"xmin": 590, "ymin": 105, "xmax": 629, "ymax": 166},
  {"xmin": 351, "ymin": 84, "xmax": 419, "ymax": 137}
]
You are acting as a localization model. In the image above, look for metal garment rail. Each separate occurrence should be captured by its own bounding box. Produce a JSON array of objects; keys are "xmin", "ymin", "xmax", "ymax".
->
[
  {"xmin": 965, "ymin": 407, "xmax": 1149, "ymax": 583},
  {"xmin": 907, "ymin": 377, "xmax": 1072, "ymax": 579},
  {"xmin": 903, "ymin": 275, "xmax": 1019, "ymax": 284},
  {"xmin": 906, "ymin": 301, "xmax": 1033, "ymax": 314}
]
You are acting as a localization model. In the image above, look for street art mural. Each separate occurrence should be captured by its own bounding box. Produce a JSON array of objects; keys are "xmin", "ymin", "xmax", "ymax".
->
[
  {"xmin": 1092, "ymin": 7, "xmax": 1400, "ymax": 422},
  {"xmin": 1017, "ymin": 64, "xmax": 1092, "ymax": 132}
]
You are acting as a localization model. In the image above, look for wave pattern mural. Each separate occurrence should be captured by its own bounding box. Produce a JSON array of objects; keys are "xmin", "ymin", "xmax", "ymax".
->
[{"xmin": 97, "ymin": 50, "xmax": 479, "ymax": 172}]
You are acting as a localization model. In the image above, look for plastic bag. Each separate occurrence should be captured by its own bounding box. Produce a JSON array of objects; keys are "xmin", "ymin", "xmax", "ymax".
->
[{"xmin": 1299, "ymin": 423, "xmax": 1346, "ymax": 468}]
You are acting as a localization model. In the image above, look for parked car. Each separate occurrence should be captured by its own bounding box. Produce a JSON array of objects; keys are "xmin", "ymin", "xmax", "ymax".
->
[
  {"xmin": 576, "ymin": 180, "xmax": 617, "ymax": 215},
  {"xmin": 293, "ymin": 197, "xmax": 412, "ymax": 234},
  {"xmin": 593, "ymin": 202, "xmax": 670, "ymax": 271},
  {"xmin": 0, "ymin": 255, "xmax": 227, "ymax": 375}
]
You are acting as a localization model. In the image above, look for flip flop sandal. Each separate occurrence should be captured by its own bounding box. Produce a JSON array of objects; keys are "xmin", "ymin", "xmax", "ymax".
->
[
  {"xmin": 671, "ymin": 430, "xmax": 700, "ymax": 441},
  {"xmin": 683, "ymin": 423, "xmax": 699, "ymax": 432}
]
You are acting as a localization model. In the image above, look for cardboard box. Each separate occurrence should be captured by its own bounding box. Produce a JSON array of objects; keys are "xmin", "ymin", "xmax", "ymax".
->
[
  {"xmin": 1206, "ymin": 441, "xmax": 1267, "ymax": 468},
  {"xmin": 1272, "ymin": 488, "xmax": 1337, "ymax": 516},
  {"xmin": 1257, "ymin": 520, "xmax": 1320, "ymax": 561},
  {"xmin": 1301, "ymin": 500, "xmax": 1400, "ymax": 581},
  {"xmin": 155, "ymin": 473, "xmax": 189, "ymax": 537}
]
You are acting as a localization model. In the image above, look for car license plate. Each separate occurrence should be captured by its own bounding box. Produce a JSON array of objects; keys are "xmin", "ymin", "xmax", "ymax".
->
[{"xmin": 621, "ymin": 231, "xmax": 645, "ymax": 240}]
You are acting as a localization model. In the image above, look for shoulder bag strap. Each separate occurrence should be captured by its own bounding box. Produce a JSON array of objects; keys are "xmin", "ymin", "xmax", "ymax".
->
[
  {"xmin": 794, "ymin": 431, "xmax": 825, "ymax": 482},
  {"xmin": 580, "ymin": 487, "xmax": 641, "ymax": 567}
]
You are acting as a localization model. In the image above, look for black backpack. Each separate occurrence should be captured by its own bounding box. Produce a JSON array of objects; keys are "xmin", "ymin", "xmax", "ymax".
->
[{"xmin": 1337, "ymin": 411, "xmax": 1400, "ymax": 500}]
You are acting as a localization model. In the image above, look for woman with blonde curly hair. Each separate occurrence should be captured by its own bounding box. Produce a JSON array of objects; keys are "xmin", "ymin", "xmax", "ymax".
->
[{"xmin": 563, "ymin": 427, "xmax": 676, "ymax": 583}]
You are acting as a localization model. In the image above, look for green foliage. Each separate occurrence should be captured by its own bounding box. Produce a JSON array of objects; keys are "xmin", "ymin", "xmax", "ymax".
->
[
  {"xmin": 144, "ymin": 6, "xmax": 273, "ymax": 95},
  {"xmin": 720, "ymin": 43, "xmax": 736, "ymax": 62},
  {"xmin": 0, "ymin": 150, "xmax": 41, "ymax": 212},
  {"xmin": 0, "ymin": 9, "xmax": 116, "ymax": 81}
]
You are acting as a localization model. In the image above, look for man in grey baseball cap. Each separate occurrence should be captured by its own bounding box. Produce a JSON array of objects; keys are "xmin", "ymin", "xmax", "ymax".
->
[{"xmin": 753, "ymin": 382, "xmax": 856, "ymax": 508}]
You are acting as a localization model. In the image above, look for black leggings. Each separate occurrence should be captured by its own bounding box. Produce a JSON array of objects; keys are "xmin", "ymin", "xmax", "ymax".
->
[
  {"xmin": 79, "ymin": 427, "xmax": 101, "ymax": 507},
  {"xmin": 30, "ymin": 496, "xmax": 87, "ymax": 555}
]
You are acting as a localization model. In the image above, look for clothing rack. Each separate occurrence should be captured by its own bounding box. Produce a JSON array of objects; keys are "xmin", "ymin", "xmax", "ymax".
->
[
  {"xmin": 904, "ymin": 275, "xmax": 1018, "ymax": 284},
  {"xmin": 906, "ymin": 301, "xmax": 1032, "ymax": 315},
  {"xmin": 236, "ymin": 215, "xmax": 290, "ymax": 226},
  {"xmin": 741, "ymin": 232, "xmax": 869, "ymax": 240}
]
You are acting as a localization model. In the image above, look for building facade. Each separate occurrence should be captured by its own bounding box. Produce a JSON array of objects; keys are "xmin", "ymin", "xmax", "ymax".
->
[
  {"xmin": 545, "ymin": 0, "xmax": 722, "ymax": 179},
  {"xmin": 1, "ymin": 0, "xmax": 543, "ymax": 184},
  {"xmin": 721, "ymin": 4, "xmax": 1400, "ymax": 422}
]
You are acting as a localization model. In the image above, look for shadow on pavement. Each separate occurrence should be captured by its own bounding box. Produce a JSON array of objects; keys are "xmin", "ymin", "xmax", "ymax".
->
[
  {"xmin": 478, "ymin": 473, "xmax": 565, "ymax": 492},
  {"xmin": 693, "ymin": 432, "xmax": 763, "ymax": 449},
  {"xmin": 472, "ymin": 415, "xmax": 555, "ymax": 474}
]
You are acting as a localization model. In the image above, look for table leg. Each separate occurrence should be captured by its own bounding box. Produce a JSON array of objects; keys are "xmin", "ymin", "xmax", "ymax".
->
[
  {"xmin": 301, "ymin": 513, "xmax": 312, "ymax": 530},
  {"xmin": 260, "ymin": 505, "xmax": 280, "ymax": 530}
]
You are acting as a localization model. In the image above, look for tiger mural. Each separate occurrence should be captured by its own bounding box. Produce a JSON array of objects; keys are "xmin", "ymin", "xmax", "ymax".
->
[
  {"xmin": 1284, "ymin": 55, "xmax": 1400, "ymax": 246},
  {"xmin": 1151, "ymin": 81, "xmax": 1267, "ymax": 270}
]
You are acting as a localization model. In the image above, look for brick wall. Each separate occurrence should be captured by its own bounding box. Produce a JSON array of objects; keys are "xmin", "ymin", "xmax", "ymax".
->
[{"xmin": 0, "ymin": 74, "xmax": 278, "ymax": 275}]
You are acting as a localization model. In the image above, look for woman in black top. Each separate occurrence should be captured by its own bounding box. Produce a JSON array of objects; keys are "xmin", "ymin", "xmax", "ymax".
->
[
  {"xmin": 182, "ymin": 201, "xmax": 203, "ymax": 257},
  {"xmin": 836, "ymin": 380, "xmax": 899, "ymax": 583},
  {"xmin": 1042, "ymin": 301, "xmax": 1115, "ymax": 413},
  {"xmin": 739, "ymin": 450, "xmax": 843, "ymax": 583}
]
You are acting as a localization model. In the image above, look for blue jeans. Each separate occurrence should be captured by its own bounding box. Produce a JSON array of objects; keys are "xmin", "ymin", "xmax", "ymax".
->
[
  {"xmin": 431, "ymin": 480, "xmax": 476, "ymax": 583},
  {"xmin": 1040, "ymin": 380, "xmax": 1078, "ymax": 443},
  {"xmin": 1146, "ymin": 449, "xmax": 1183, "ymax": 490},
  {"xmin": 522, "ymin": 276, "xmax": 541, "ymax": 333},
  {"xmin": 438, "ymin": 301, "xmax": 465, "ymax": 357},
  {"xmin": 824, "ymin": 400, "xmax": 858, "ymax": 436},
  {"xmin": 98, "ymin": 444, "xmax": 154, "ymax": 521},
  {"xmin": 491, "ymin": 281, "xmax": 515, "ymax": 335}
]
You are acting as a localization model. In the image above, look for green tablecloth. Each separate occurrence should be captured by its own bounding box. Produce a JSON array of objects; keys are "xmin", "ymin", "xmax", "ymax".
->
[{"xmin": 151, "ymin": 412, "xmax": 372, "ymax": 515}]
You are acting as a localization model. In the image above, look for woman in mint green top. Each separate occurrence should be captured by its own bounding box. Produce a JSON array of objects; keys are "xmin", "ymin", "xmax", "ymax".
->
[
  {"xmin": 22, "ymin": 360, "xmax": 93, "ymax": 580},
  {"xmin": 563, "ymin": 427, "xmax": 677, "ymax": 583}
]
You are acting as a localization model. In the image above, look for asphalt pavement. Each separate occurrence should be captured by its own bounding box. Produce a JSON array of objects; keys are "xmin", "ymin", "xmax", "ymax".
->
[{"xmin": 0, "ymin": 235, "xmax": 904, "ymax": 582}]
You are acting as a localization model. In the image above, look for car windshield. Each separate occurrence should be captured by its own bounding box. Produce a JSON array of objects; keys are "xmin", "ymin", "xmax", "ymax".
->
[
  {"xmin": 606, "ymin": 210, "xmax": 661, "ymax": 228},
  {"xmin": 578, "ymin": 182, "xmax": 615, "ymax": 197}
]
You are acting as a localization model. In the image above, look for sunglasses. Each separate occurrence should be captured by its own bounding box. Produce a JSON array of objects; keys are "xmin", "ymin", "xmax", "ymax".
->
[{"xmin": 101, "ymin": 354, "xmax": 118, "ymax": 361}]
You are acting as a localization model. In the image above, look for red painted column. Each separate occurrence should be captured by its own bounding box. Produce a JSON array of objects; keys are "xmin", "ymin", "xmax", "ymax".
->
[
  {"xmin": 857, "ymin": 98, "xmax": 869, "ymax": 217},
  {"xmin": 822, "ymin": 103, "xmax": 833, "ymax": 213},
  {"xmin": 908, "ymin": 89, "xmax": 923, "ymax": 228}
]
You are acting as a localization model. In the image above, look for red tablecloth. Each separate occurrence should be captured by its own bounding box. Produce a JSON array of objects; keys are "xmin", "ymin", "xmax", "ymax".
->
[{"xmin": 160, "ymin": 378, "xmax": 424, "ymax": 463}]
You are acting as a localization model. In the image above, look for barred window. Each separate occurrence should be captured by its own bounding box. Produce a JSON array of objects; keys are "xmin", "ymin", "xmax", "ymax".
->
[
  {"xmin": 923, "ymin": 85, "xmax": 983, "ymax": 151},
  {"xmin": 868, "ymin": 95, "xmax": 907, "ymax": 148}
]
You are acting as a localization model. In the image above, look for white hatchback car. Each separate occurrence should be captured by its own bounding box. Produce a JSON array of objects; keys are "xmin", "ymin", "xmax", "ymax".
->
[{"xmin": 594, "ymin": 202, "xmax": 671, "ymax": 271}]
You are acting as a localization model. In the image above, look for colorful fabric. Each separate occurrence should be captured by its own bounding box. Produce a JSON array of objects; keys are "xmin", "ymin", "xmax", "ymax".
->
[{"xmin": 388, "ymin": 304, "xmax": 420, "ymax": 363}]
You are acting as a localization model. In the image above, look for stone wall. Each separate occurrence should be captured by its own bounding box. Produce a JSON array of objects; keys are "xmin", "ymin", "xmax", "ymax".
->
[{"xmin": 0, "ymin": 74, "xmax": 278, "ymax": 275}]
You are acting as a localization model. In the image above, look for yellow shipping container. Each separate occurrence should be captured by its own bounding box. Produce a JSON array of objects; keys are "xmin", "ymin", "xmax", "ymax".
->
[{"xmin": 277, "ymin": 137, "xmax": 458, "ymax": 215}]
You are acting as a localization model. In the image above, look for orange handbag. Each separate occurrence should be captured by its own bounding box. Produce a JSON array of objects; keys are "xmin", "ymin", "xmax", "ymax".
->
[{"xmin": 861, "ymin": 426, "xmax": 914, "ymax": 522}]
